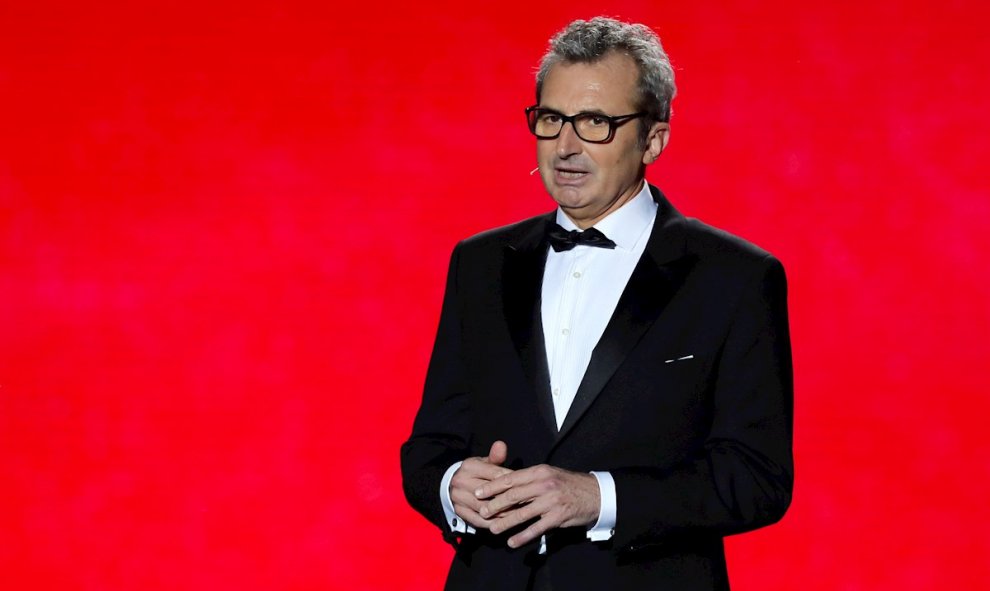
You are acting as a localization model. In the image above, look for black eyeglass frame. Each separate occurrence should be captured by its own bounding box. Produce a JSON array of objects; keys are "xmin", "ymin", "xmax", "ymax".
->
[{"xmin": 524, "ymin": 105, "xmax": 648, "ymax": 144}]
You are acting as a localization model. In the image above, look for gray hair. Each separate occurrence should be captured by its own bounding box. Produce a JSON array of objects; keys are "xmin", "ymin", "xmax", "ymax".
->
[{"xmin": 535, "ymin": 17, "xmax": 677, "ymax": 142}]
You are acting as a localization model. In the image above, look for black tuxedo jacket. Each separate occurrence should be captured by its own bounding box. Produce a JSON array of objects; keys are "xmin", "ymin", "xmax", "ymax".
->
[{"xmin": 401, "ymin": 186, "xmax": 793, "ymax": 590}]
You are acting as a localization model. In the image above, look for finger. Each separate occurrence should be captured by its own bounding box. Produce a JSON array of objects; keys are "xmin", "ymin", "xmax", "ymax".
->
[
  {"xmin": 480, "ymin": 480, "xmax": 545, "ymax": 517},
  {"xmin": 507, "ymin": 511, "xmax": 560, "ymax": 549},
  {"xmin": 453, "ymin": 504, "xmax": 496, "ymax": 530},
  {"xmin": 474, "ymin": 470, "xmax": 521, "ymax": 500},
  {"xmin": 456, "ymin": 459, "xmax": 513, "ymax": 484},
  {"xmin": 475, "ymin": 464, "xmax": 544, "ymax": 501},
  {"xmin": 487, "ymin": 440, "xmax": 508, "ymax": 465},
  {"xmin": 488, "ymin": 496, "xmax": 552, "ymax": 535},
  {"xmin": 451, "ymin": 484, "xmax": 490, "ymax": 514}
]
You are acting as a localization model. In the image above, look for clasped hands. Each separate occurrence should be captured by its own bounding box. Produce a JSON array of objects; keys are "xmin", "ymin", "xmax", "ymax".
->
[{"xmin": 449, "ymin": 440, "xmax": 601, "ymax": 549}]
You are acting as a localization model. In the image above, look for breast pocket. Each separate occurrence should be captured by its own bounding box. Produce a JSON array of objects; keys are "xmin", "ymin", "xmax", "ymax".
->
[
  {"xmin": 652, "ymin": 352, "xmax": 711, "ymax": 406},
  {"xmin": 607, "ymin": 352, "xmax": 713, "ymax": 430}
]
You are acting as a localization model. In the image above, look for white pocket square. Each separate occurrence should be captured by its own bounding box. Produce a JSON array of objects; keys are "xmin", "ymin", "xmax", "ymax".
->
[{"xmin": 664, "ymin": 354, "xmax": 695, "ymax": 364}]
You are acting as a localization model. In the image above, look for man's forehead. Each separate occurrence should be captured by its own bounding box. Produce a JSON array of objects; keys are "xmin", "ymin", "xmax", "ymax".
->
[
  {"xmin": 546, "ymin": 51, "xmax": 638, "ymax": 77},
  {"xmin": 540, "ymin": 54, "xmax": 640, "ymax": 111}
]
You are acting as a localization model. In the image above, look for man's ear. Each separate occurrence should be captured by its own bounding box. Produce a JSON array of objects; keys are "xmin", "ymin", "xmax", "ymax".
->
[{"xmin": 642, "ymin": 122, "xmax": 670, "ymax": 165}]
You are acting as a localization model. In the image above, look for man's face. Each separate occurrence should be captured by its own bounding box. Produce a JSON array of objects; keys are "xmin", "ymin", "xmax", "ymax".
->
[{"xmin": 536, "ymin": 51, "xmax": 668, "ymax": 228}]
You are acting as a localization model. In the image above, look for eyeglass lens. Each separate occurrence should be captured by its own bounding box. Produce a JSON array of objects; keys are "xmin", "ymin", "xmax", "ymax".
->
[{"xmin": 532, "ymin": 112, "xmax": 612, "ymax": 142}]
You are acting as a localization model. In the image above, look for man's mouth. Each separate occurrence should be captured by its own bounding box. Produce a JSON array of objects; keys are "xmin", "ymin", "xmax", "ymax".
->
[{"xmin": 555, "ymin": 167, "xmax": 589, "ymax": 182}]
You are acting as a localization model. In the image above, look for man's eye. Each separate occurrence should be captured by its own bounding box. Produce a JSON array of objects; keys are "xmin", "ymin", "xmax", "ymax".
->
[
  {"xmin": 540, "ymin": 113, "xmax": 561, "ymax": 124},
  {"xmin": 588, "ymin": 116, "xmax": 609, "ymax": 127}
]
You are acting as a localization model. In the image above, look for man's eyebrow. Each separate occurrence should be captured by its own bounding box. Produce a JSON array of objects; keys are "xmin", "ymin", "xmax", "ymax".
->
[
  {"xmin": 538, "ymin": 106, "xmax": 612, "ymax": 116},
  {"xmin": 576, "ymin": 109, "xmax": 611, "ymax": 116}
]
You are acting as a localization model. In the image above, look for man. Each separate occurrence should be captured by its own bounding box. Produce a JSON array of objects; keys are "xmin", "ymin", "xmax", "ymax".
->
[{"xmin": 401, "ymin": 17, "xmax": 793, "ymax": 591}]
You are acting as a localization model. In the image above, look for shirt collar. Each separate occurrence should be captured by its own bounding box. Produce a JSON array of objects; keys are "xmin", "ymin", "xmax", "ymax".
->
[{"xmin": 555, "ymin": 181, "xmax": 656, "ymax": 251}]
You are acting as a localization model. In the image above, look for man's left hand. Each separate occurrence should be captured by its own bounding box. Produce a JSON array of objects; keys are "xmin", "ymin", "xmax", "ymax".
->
[{"xmin": 475, "ymin": 465, "xmax": 600, "ymax": 548}]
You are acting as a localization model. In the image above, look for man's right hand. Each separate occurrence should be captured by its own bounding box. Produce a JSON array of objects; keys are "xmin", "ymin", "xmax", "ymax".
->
[{"xmin": 450, "ymin": 440, "xmax": 512, "ymax": 530}]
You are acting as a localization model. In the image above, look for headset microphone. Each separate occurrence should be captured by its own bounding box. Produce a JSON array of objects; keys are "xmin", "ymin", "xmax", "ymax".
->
[{"xmin": 529, "ymin": 167, "xmax": 540, "ymax": 175}]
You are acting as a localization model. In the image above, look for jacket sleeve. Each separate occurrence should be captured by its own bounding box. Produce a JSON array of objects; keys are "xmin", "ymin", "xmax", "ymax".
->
[
  {"xmin": 400, "ymin": 244, "xmax": 473, "ymax": 543},
  {"xmin": 609, "ymin": 254, "xmax": 794, "ymax": 552}
]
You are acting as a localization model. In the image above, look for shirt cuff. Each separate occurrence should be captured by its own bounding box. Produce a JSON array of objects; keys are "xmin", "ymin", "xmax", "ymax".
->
[
  {"xmin": 586, "ymin": 471, "xmax": 616, "ymax": 542},
  {"xmin": 440, "ymin": 461, "xmax": 476, "ymax": 534}
]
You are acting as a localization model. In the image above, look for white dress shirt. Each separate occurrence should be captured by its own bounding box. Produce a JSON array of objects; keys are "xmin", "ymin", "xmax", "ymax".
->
[{"xmin": 441, "ymin": 181, "xmax": 657, "ymax": 550}]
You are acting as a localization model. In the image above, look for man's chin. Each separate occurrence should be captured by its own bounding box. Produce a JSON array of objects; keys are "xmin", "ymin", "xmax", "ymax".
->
[{"xmin": 549, "ymin": 187, "xmax": 591, "ymax": 210}]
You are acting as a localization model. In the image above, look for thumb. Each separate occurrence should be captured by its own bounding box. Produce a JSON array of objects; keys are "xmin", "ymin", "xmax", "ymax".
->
[{"xmin": 487, "ymin": 440, "xmax": 508, "ymax": 465}]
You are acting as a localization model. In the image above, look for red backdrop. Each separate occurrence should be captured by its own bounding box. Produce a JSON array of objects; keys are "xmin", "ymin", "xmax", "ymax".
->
[{"xmin": 2, "ymin": 1, "xmax": 988, "ymax": 589}]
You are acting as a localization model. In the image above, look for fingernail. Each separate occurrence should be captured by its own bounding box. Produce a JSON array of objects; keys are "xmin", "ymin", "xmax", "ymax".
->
[
  {"xmin": 507, "ymin": 539, "xmax": 516, "ymax": 548},
  {"xmin": 474, "ymin": 489, "xmax": 483, "ymax": 497}
]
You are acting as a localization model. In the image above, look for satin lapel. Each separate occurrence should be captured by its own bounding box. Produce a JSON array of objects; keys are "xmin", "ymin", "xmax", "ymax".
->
[
  {"xmin": 554, "ymin": 190, "xmax": 693, "ymax": 445},
  {"xmin": 503, "ymin": 215, "xmax": 557, "ymax": 435}
]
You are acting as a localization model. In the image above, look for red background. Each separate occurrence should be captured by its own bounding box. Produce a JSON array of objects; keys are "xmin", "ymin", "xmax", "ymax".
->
[{"xmin": 2, "ymin": 1, "xmax": 989, "ymax": 589}]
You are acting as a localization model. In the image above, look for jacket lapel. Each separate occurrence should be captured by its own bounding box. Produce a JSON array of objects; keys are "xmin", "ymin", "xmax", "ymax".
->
[
  {"xmin": 503, "ymin": 214, "xmax": 558, "ymax": 435},
  {"xmin": 554, "ymin": 187, "xmax": 695, "ymax": 445}
]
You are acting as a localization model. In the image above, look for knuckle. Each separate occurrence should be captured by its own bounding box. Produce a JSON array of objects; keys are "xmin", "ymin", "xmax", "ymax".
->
[
  {"xmin": 526, "ymin": 523, "xmax": 546, "ymax": 539},
  {"xmin": 525, "ymin": 506, "xmax": 541, "ymax": 522}
]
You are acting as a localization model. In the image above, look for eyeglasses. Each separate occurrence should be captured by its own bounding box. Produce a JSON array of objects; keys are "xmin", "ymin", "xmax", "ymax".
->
[{"xmin": 525, "ymin": 106, "xmax": 646, "ymax": 143}]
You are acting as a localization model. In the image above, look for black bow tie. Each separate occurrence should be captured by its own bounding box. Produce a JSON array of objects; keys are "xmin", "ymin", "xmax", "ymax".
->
[{"xmin": 547, "ymin": 223, "xmax": 617, "ymax": 252}]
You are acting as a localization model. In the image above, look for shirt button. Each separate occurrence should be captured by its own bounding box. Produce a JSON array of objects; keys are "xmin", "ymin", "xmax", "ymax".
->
[
  {"xmin": 552, "ymin": 388, "xmax": 560, "ymax": 397},
  {"xmin": 573, "ymin": 271, "xmax": 582, "ymax": 278},
  {"xmin": 452, "ymin": 518, "xmax": 458, "ymax": 527},
  {"xmin": 561, "ymin": 328, "xmax": 569, "ymax": 336}
]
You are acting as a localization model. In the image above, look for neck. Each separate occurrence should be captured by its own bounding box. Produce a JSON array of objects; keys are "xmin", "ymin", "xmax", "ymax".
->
[{"xmin": 561, "ymin": 181, "xmax": 645, "ymax": 229}]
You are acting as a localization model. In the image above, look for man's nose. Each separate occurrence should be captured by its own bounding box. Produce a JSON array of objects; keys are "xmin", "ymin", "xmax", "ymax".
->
[{"xmin": 555, "ymin": 120, "xmax": 583, "ymax": 157}]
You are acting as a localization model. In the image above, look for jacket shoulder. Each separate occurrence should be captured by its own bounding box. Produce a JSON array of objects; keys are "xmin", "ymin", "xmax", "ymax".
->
[
  {"xmin": 455, "ymin": 213, "xmax": 551, "ymax": 252},
  {"xmin": 681, "ymin": 216, "xmax": 778, "ymax": 267}
]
